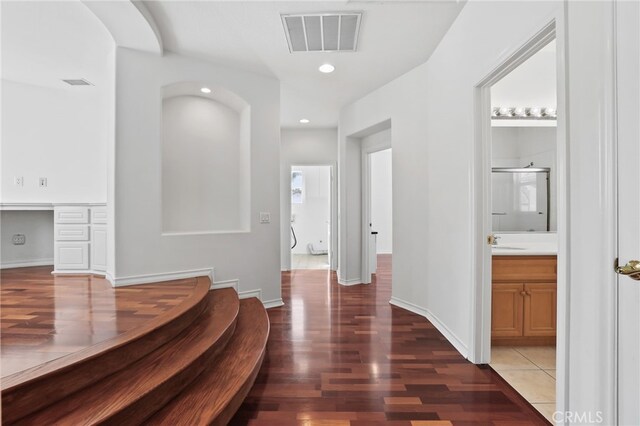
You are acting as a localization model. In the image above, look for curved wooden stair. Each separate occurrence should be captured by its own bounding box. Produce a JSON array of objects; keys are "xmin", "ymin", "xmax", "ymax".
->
[{"xmin": 2, "ymin": 279, "xmax": 270, "ymax": 426}]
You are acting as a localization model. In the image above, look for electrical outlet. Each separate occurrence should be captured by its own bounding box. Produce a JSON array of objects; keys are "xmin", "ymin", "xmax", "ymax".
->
[
  {"xmin": 14, "ymin": 176, "xmax": 23, "ymax": 186},
  {"xmin": 259, "ymin": 212, "xmax": 271, "ymax": 224},
  {"xmin": 39, "ymin": 177, "xmax": 47, "ymax": 187},
  {"xmin": 12, "ymin": 234, "xmax": 26, "ymax": 245}
]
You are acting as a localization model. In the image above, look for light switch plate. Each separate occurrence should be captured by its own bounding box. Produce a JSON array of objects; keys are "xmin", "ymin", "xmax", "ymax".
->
[{"xmin": 259, "ymin": 212, "xmax": 271, "ymax": 224}]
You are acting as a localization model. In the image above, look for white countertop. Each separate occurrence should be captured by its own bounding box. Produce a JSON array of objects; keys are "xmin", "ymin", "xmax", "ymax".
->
[{"xmin": 491, "ymin": 233, "xmax": 558, "ymax": 256}]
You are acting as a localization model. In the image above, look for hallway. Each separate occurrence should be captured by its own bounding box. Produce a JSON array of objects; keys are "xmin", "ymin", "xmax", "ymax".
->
[{"xmin": 232, "ymin": 255, "xmax": 548, "ymax": 425}]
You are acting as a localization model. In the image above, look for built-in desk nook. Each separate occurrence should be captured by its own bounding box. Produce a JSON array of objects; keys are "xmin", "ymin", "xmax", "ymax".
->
[{"xmin": 0, "ymin": 203, "xmax": 107, "ymax": 275}]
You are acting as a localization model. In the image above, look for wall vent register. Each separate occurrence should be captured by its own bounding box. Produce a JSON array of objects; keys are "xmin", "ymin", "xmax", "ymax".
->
[{"xmin": 281, "ymin": 12, "xmax": 362, "ymax": 52}]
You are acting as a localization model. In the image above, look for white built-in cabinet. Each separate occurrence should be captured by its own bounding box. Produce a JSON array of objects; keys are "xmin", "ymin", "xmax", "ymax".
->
[{"xmin": 53, "ymin": 205, "xmax": 107, "ymax": 274}]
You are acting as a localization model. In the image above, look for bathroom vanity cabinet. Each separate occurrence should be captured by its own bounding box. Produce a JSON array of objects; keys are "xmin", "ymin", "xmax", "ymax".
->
[{"xmin": 491, "ymin": 255, "xmax": 557, "ymax": 346}]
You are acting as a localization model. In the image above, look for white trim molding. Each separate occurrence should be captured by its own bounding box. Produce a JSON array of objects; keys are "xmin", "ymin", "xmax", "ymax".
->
[
  {"xmin": 107, "ymin": 267, "xmax": 214, "ymax": 287},
  {"xmin": 1, "ymin": 258, "xmax": 54, "ymax": 269},
  {"xmin": 210, "ymin": 278, "xmax": 239, "ymax": 292},
  {"xmin": 263, "ymin": 298, "xmax": 284, "ymax": 309},
  {"xmin": 211, "ymin": 279, "xmax": 284, "ymax": 309},
  {"xmin": 390, "ymin": 296, "xmax": 469, "ymax": 359},
  {"xmin": 338, "ymin": 276, "xmax": 363, "ymax": 286},
  {"xmin": 239, "ymin": 289, "xmax": 261, "ymax": 300}
]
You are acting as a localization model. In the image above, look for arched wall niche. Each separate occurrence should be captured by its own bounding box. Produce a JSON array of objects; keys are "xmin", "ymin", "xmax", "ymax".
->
[{"xmin": 161, "ymin": 82, "xmax": 251, "ymax": 234}]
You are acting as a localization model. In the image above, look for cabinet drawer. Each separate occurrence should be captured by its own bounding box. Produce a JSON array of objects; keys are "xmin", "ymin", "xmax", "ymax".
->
[
  {"xmin": 55, "ymin": 242, "xmax": 89, "ymax": 270},
  {"xmin": 55, "ymin": 225, "xmax": 89, "ymax": 241},
  {"xmin": 492, "ymin": 255, "xmax": 557, "ymax": 282},
  {"xmin": 91, "ymin": 206, "xmax": 107, "ymax": 224},
  {"xmin": 55, "ymin": 207, "xmax": 89, "ymax": 224}
]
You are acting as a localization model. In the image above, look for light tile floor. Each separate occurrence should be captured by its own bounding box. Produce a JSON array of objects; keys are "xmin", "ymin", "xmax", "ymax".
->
[
  {"xmin": 291, "ymin": 254, "xmax": 329, "ymax": 270},
  {"xmin": 490, "ymin": 346, "xmax": 556, "ymax": 424}
]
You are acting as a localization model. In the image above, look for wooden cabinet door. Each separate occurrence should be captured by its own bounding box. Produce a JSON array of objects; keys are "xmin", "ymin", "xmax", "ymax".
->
[
  {"xmin": 492, "ymin": 283, "xmax": 524, "ymax": 337},
  {"xmin": 523, "ymin": 283, "xmax": 557, "ymax": 337}
]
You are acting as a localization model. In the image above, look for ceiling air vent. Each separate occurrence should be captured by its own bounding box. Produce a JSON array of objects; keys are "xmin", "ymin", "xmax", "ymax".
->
[
  {"xmin": 62, "ymin": 79, "xmax": 93, "ymax": 86},
  {"xmin": 281, "ymin": 12, "xmax": 362, "ymax": 53}
]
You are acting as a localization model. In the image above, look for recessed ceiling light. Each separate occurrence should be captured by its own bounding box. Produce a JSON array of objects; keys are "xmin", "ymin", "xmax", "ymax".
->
[
  {"xmin": 200, "ymin": 87, "xmax": 211, "ymax": 94},
  {"xmin": 318, "ymin": 64, "xmax": 335, "ymax": 73},
  {"xmin": 300, "ymin": 119, "xmax": 310, "ymax": 124}
]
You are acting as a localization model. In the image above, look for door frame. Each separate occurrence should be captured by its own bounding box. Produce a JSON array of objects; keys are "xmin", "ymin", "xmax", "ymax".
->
[
  {"xmin": 361, "ymin": 139, "xmax": 392, "ymax": 284},
  {"xmin": 469, "ymin": 19, "xmax": 570, "ymax": 412},
  {"xmin": 287, "ymin": 163, "xmax": 337, "ymax": 271}
]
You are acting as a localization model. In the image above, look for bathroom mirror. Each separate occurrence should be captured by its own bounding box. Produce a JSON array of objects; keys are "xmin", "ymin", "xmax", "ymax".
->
[{"xmin": 492, "ymin": 168, "xmax": 550, "ymax": 232}]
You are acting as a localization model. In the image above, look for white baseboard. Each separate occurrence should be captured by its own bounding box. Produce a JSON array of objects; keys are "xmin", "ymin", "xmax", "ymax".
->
[
  {"xmin": 263, "ymin": 298, "xmax": 284, "ymax": 309},
  {"xmin": 108, "ymin": 267, "xmax": 214, "ymax": 287},
  {"xmin": 337, "ymin": 270, "xmax": 362, "ymax": 286},
  {"xmin": 211, "ymin": 279, "xmax": 238, "ymax": 292},
  {"xmin": 389, "ymin": 296, "xmax": 468, "ymax": 359},
  {"xmin": 212, "ymin": 279, "xmax": 282, "ymax": 309},
  {"xmin": 1, "ymin": 258, "xmax": 53, "ymax": 269},
  {"xmin": 338, "ymin": 277, "xmax": 363, "ymax": 286},
  {"xmin": 239, "ymin": 289, "xmax": 261, "ymax": 300},
  {"xmin": 52, "ymin": 269, "xmax": 106, "ymax": 276}
]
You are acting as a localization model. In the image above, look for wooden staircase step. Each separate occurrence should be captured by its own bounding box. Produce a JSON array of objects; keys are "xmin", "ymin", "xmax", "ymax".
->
[
  {"xmin": 147, "ymin": 297, "xmax": 270, "ymax": 426},
  {"xmin": 2, "ymin": 277, "xmax": 211, "ymax": 425},
  {"xmin": 15, "ymin": 288, "xmax": 240, "ymax": 426}
]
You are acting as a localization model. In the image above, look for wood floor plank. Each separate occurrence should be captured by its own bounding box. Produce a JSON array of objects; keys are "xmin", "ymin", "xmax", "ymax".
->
[{"xmin": 231, "ymin": 255, "xmax": 550, "ymax": 425}]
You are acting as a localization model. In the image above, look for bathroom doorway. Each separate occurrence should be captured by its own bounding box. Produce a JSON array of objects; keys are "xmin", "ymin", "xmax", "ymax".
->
[
  {"xmin": 290, "ymin": 165, "xmax": 331, "ymax": 270},
  {"xmin": 471, "ymin": 23, "xmax": 564, "ymax": 424}
]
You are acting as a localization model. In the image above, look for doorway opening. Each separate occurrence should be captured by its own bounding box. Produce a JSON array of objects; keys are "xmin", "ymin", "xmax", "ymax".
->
[
  {"xmin": 290, "ymin": 165, "xmax": 331, "ymax": 270},
  {"xmin": 368, "ymin": 148, "xmax": 392, "ymax": 283},
  {"xmin": 472, "ymin": 22, "xmax": 565, "ymax": 424}
]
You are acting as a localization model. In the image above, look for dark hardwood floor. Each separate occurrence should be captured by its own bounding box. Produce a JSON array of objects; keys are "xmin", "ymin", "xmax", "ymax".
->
[
  {"xmin": 232, "ymin": 254, "xmax": 549, "ymax": 425},
  {"xmin": 0, "ymin": 266, "xmax": 197, "ymax": 377}
]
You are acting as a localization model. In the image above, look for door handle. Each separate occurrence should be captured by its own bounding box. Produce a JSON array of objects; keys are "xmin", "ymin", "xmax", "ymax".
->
[{"xmin": 615, "ymin": 259, "xmax": 640, "ymax": 281}]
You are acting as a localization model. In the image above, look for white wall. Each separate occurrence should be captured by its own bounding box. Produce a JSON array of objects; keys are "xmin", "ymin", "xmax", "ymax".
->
[
  {"xmin": 491, "ymin": 40, "xmax": 556, "ymax": 108},
  {"xmin": 0, "ymin": 211, "xmax": 54, "ymax": 268},
  {"xmin": 1, "ymin": 1, "xmax": 113, "ymax": 204},
  {"xmin": 1, "ymin": 80, "xmax": 109, "ymax": 204},
  {"xmin": 370, "ymin": 149, "xmax": 392, "ymax": 254},
  {"xmin": 162, "ymin": 95, "xmax": 246, "ymax": 233},
  {"xmin": 112, "ymin": 48, "xmax": 282, "ymax": 306},
  {"xmin": 290, "ymin": 166, "xmax": 330, "ymax": 255},
  {"xmin": 280, "ymin": 128, "xmax": 337, "ymax": 270},
  {"xmin": 492, "ymin": 126, "xmax": 557, "ymax": 231},
  {"xmin": 339, "ymin": 1, "xmax": 563, "ymax": 357}
]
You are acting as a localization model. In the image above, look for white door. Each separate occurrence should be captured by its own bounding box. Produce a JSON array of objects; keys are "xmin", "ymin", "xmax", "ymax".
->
[{"xmin": 616, "ymin": 1, "xmax": 640, "ymax": 423}]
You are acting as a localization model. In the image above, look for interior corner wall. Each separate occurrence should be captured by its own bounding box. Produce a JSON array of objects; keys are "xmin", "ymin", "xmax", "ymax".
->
[
  {"xmin": 338, "ymin": 1, "xmax": 562, "ymax": 357},
  {"xmin": 113, "ymin": 47, "xmax": 281, "ymax": 304},
  {"xmin": 280, "ymin": 128, "xmax": 337, "ymax": 270}
]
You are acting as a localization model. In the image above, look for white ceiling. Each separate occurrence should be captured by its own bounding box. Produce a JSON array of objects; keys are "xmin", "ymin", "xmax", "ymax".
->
[
  {"xmin": 1, "ymin": 1, "xmax": 114, "ymax": 89},
  {"xmin": 142, "ymin": 1, "xmax": 466, "ymax": 128}
]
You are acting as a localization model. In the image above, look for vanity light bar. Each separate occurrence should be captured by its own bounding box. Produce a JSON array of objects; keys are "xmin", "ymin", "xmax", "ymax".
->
[{"xmin": 492, "ymin": 107, "xmax": 557, "ymax": 120}]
